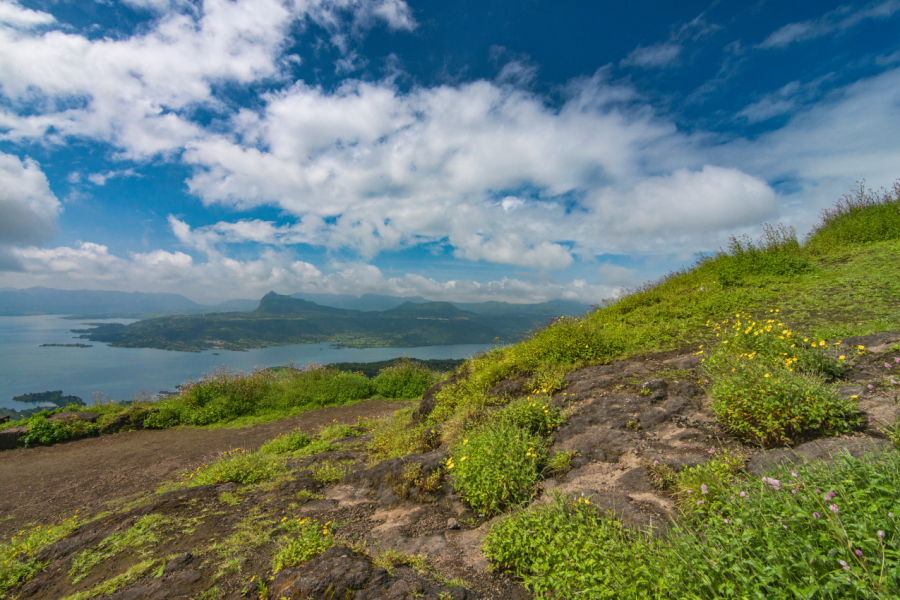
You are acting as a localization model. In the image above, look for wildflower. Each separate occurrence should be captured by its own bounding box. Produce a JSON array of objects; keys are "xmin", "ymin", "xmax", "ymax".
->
[
  {"xmin": 856, "ymin": 549, "xmax": 863, "ymax": 557},
  {"xmin": 890, "ymin": 513, "xmax": 894, "ymax": 518},
  {"xmin": 739, "ymin": 491, "xmax": 746, "ymax": 498},
  {"xmin": 701, "ymin": 484, "xmax": 708, "ymax": 495},
  {"xmin": 892, "ymin": 379, "xmax": 898, "ymax": 385},
  {"xmin": 697, "ymin": 500, "xmax": 703, "ymax": 506},
  {"xmin": 878, "ymin": 530, "xmax": 884, "ymax": 539},
  {"xmin": 830, "ymin": 504, "xmax": 839, "ymax": 514},
  {"xmin": 724, "ymin": 519, "xmax": 729, "ymax": 524},
  {"xmin": 792, "ymin": 489, "xmax": 798, "ymax": 494},
  {"xmin": 791, "ymin": 472, "xmax": 798, "ymax": 478},
  {"xmin": 840, "ymin": 560, "xmax": 850, "ymax": 571},
  {"xmin": 868, "ymin": 384, "xmax": 875, "ymax": 389},
  {"xmin": 708, "ymin": 449, "xmax": 715, "ymax": 454},
  {"xmin": 763, "ymin": 477, "xmax": 781, "ymax": 490},
  {"xmin": 686, "ymin": 489, "xmax": 692, "ymax": 495},
  {"xmin": 887, "ymin": 363, "xmax": 893, "ymax": 369},
  {"xmin": 653, "ymin": 460, "xmax": 659, "ymax": 466},
  {"xmin": 839, "ymin": 355, "xmax": 846, "ymax": 360},
  {"xmin": 813, "ymin": 512, "xmax": 819, "ymax": 518}
]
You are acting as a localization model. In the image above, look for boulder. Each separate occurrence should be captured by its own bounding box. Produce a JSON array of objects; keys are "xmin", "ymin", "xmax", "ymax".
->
[
  {"xmin": 47, "ymin": 411, "xmax": 99, "ymax": 423},
  {"xmin": 0, "ymin": 426, "xmax": 28, "ymax": 451},
  {"xmin": 747, "ymin": 437, "xmax": 894, "ymax": 476}
]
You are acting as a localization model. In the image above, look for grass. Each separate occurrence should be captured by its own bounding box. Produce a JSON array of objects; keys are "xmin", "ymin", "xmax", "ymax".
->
[
  {"xmin": 181, "ymin": 448, "xmax": 287, "ymax": 486},
  {"xmin": 69, "ymin": 513, "xmax": 171, "ymax": 584},
  {"xmin": 271, "ymin": 517, "xmax": 333, "ymax": 572},
  {"xmin": 0, "ymin": 514, "xmax": 80, "ymax": 596}
]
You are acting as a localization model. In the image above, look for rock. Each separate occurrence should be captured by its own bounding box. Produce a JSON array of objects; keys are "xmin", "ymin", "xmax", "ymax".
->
[
  {"xmin": 47, "ymin": 411, "xmax": 99, "ymax": 423},
  {"xmin": 447, "ymin": 518, "xmax": 460, "ymax": 530},
  {"xmin": 858, "ymin": 398, "xmax": 900, "ymax": 436},
  {"xmin": 489, "ymin": 376, "xmax": 530, "ymax": 398},
  {"xmin": 663, "ymin": 354, "xmax": 701, "ymax": 370},
  {"xmin": 0, "ymin": 415, "xmax": 9, "ymax": 424},
  {"xmin": 747, "ymin": 438, "xmax": 894, "ymax": 476},
  {"xmin": 840, "ymin": 332, "xmax": 900, "ymax": 353},
  {"xmin": 638, "ymin": 378, "xmax": 668, "ymax": 402},
  {"xmin": 98, "ymin": 407, "xmax": 158, "ymax": 434},
  {"xmin": 0, "ymin": 426, "xmax": 28, "ymax": 451},
  {"xmin": 413, "ymin": 372, "xmax": 464, "ymax": 422},
  {"xmin": 340, "ymin": 450, "xmax": 447, "ymax": 505},
  {"xmin": 270, "ymin": 546, "xmax": 477, "ymax": 600}
]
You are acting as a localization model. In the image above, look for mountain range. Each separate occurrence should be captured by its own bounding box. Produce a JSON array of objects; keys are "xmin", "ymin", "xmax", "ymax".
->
[{"xmin": 76, "ymin": 291, "xmax": 590, "ymax": 351}]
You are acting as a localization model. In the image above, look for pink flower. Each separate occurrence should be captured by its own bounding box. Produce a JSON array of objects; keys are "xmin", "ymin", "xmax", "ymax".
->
[
  {"xmin": 830, "ymin": 504, "xmax": 839, "ymax": 514},
  {"xmin": 653, "ymin": 460, "xmax": 659, "ymax": 466},
  {"xmin": 724, "ymin": 519, "xmax": 729, "ymax": 524},
  {"xmin": 686, "ymin": 489, "xmax": 692, "ymax": 495},
  {"xmin": 840, "ymin": 560, "xmax": 850, "ymax": 571},
  {"xmin": 878, "ymin": 530, "xmax": 884, "ymax": 539},
  {"xmin": 792, "ymin": 489, "xmax": 798, "ymax": 494},
  {"xmin": 697, "ymin": 500, "xmax": 703, "ymax": 506},
  {"xmin": 739, "ymin": 491, "xmax": 746, "ymax": 498},
  {"xmin": 813, "ymin": 512, "xmax": 819, "ymax": 518},
  {"xmin": 887, "ymin": 363, "xmax": 893, "ymax": 369},
  {"xmin": 701, "ymin": 484, "xmax": 708, "ymax": 495},
  {"xmin": 791, "ymin": 472, "xmax": 798, "ymax": 478},
  {"xmin": 856, "ymin": 550, "xmax": 863, "ymax": 557},
  {"xmin": 708, "ymin": 449, "xmax": 715, "ymax": 454},
  {"xmin": 868, "ymin": 384, "xmax": 875, "ymax": 389}
]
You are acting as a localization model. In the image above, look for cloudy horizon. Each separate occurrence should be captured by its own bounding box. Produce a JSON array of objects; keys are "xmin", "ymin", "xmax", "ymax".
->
[{"xmin": 0, "ymin": 0, "xmax": 898, "ymax": 304}]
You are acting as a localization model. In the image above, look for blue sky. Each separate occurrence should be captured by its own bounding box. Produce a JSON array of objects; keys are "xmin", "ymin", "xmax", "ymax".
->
[{"xmin": 0, "ymin": 0, "xmax": 898, "ymax": 303}]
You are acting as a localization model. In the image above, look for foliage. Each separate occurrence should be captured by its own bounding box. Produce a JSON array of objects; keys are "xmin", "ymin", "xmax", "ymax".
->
[
  {"xmin": 484, "ymin": 492, "xmax": 659, "ymax": 598},
  {"xmin": 703, "ymin": 316, "xmax": 859, "ymax": 446},
  {"xmin": 806, "ymin": 180, "xmax": 900, "ymax": 252},
  {"xmin": 669, "ymin": 447, "xmax": 747, "ymax": 518},
  {"xmin": 144, "ymin": 365, "xmax": 373, "ymax": 429},
  {"xmin": 0, "ymin": 514, "xmax": 80, "ymax": 595},
  {"xmin": 447, "ymin": 421, "xmax": 545, "ymax": 516},
  {"xmin": 329, "ymin": 358, "xmax": 465, "ymax": 379},
  {"xmin": 486, "ymin": 452, "xmax": 900, "ymax": 599},
  {"xmin": 497, "ymin": 396, "xmax": 562, "ymax": 437},
  {"xmin": 271, "ymin": 517, "xmax": 333, "ymax": 572},
  {"xmin": 309, "ymin": 460, "xmax": 352, "ymax": 484},
  {"xmin": 372, "ymin": 358, "xmax": 439, "ymax": 398},
  {"xmin": 182, "ymin": 449, "xmax": 286, "ymax": 486},
  {"xmin": 21, "ymin": 415, "xmax": 78, "ymax": 447},
  {"xmin": 696, "ymin": 223, "xmax": 813, "ymax": 286},
  {"xmin": 544, "ymin": 450, "xmax": 578, "ymax": 478}
]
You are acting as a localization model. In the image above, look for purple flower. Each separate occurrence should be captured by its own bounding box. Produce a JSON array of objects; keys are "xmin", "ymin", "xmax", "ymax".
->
[
  {"xmin": 686, "ymin": 489, "xmax": 692, "ymax": 495},
  {"xmin": 840, "ymin": 560, "xmax": 850, "ymax": 571},
  {"xmin": 701, "ymin": 484, "xmax": 708, "ymax": 495},
  {"xmin": 887, "ymin": 363, "xmax": 893, "ymax": 369},
  {"xmin": 724, "ymin": 519, "xmax": 729, "ymax": 524},
  {"xmin": 792, "ymin": 489, "xmax": 798, "ymax": 494},
  {"xmin": 895, "ymin": 358, "xmax": 900, "ymax": 364},
  {"xmin": 815, "ymin": 489, "xmax": 821, "ymax": 494},
  {"xmin": 856, "ymin": 550, "xmax": 863, "ymax": 556},
  {"xmin": 868, "ymin": 384, "xmax": 875, "ymax": 389},
  {"xmin": 813, "ymin": 512, "xmax": 820, "ymax": 518},
  {"xmin": 892, "ymin": 379, "xmax": 898, "ymax": 385},
  {"xmin": 869, "ymin": 415, "xmax": 875, "ymax": 421},
  {"xmin": 739, "ymin": 491, "xmax": 746, "ymax": 498},
  {"xmin": 891, "ymin": 513, "xmax": 895, "ymax": 518},
  {"xmin": 830, "ymin": 504, "xmax": 839, "ymax": 514},
  {"xmin": 791, "ymin": 472, "xmax": 798, "ymax": 478},
  {"xmin": 697, "ymin": 500, "xmax": 703, "ymax": 506},
  {"xmin": 763, "ymin": 477, "xmax": 782, "ymax": 490},
  {"xmin": 708, "ymin": 449, "xmax": 715, "ymax": 454},
  {"xmin": 878, "ymin": 530, "xmax": 884, "ymax": 539}
]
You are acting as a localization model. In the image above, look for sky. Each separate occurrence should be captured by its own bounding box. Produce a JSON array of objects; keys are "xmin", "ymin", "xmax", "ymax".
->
[{"xmin": 0, "ymin": 0, "xmax": 898, "ymax": 304}]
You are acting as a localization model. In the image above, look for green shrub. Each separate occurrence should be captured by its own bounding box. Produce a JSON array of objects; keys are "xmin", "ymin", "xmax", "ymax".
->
[
  {"xmin": 372, "ymin": 359, "xmax": 437, "ymax": 398},
  {"xmin": 706, "ymin": 353, "xmax": 857, "ymax": 447},
  {"xmin": 0, "ymin": 514, "xmax": 80, "ymax": 595},
  {"xmin": 369, "ymin": 407, "xmax": 440, "ymax": 461},
  {"xmin": 281, "ymin": 368, "xmax": 373, "ymax": 408},
  {"xmin": 669, "ymin": 447, "xmax": 747, "ymax": 518},
  {"xmin": 260, "ymin": 430, "xmax": 311, "ymax": 455},
  {"xmin": 21, "ymin": 415, "xmax": 74, "ymax": 447},
  {"xmin": 484, "ymin": 492, "xmax": 659, "ymax": 598},
  {"xmin": 183, "ymin": 449, "xmax": 286, "ymax": 486},
  {"xmin": 806, "ymin": 180, "xmax": 900, "ymax": 252},
  {"xmin": 448, "ymin": 421, "xmax": 545, "ymax": 515},
  {"xmin": 512, "ymin": 316, "xmax": 625, "ymax": 367},
  {"xmin": 271, "ymin": 517, "xmax": 333, "ymax": 572},
  {"xmin": 497, "ymin": 396, "xmax": 562, "ymax": 437}
]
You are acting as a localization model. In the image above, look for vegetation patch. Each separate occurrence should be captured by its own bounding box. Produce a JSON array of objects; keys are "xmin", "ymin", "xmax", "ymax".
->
[
  {"xmin": 183, "ymin": 449, "xmax": 286, "ymax": 486},
  {"xmin": 372, "ymin": 358, "xmax": 440, "ymax": 398},
  {"xmin": 447, "ymin": 421, "xmax": 545, "ymax": 516},
  {"xmin": 69, "ymin": 514, "xmax": 171, "ymax": 584},
  {"xmin": 0, "ymin": 514, "xmax": 80, "ymax": 595},
  {"xmin": 271, "ymin": 517, "xmax": 334, "ymax": 572}
]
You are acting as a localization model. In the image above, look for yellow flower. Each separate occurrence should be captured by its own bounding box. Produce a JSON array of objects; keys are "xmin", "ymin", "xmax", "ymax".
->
[
  {"xmin": 839, "ymin": 355, "xmax": 846, "ymax": 360},
  {"xmin": 764, "ymin": 373, "xmax": 770, "ymax": 378}
]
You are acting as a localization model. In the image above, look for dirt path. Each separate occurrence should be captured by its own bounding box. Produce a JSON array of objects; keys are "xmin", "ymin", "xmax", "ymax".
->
[{"xmin": 0, "ymin": 399, "xmax": 410, "ymax": 539}]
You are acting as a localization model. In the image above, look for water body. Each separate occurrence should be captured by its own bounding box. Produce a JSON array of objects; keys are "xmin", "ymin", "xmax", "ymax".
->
[{"xmin": 0, "ymin": 315, "xmax": 491, "ymax": 410}]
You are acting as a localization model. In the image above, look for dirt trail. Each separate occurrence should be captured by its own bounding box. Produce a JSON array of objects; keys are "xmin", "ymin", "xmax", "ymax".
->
[{"xmin": 0, "ymin": 399, "xmax": 409, "ymax": 538}]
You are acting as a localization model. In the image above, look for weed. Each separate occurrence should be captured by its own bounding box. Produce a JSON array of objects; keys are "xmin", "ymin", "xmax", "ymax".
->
[
  {"xmin": 368, "ymin": 406, "xmax": 440, "ymax": 462},
  {"xmin": 447, "ymin": 421, "xmax": 545, "ymax": 516},
  {"xmin": 315, "ymin": 422, "xmax": 360, "ymax": 442},
  {"xmin": 260, "ymin": 430, "xmax": 311, "ymax": 454},
  {"xmin": 61, "ymin": 559, "xmax": 157, "ymax": 600},
  {"xmin": 497, "ymin": 396, "xmax": 562, "ymax": 437},
  {"xmin": 806, "ymin": 180, "xmax": 900, "ymax": 252},
  {"xmin": 670, "ymin": 447, "xmax": 748, "ymax": 518},
  {"xmin": 310, "ymin": 460, "xmax": 353, "ymax": 484},
  {"xmin": 0, "ymin": 514, "xmax": 80, "ymax": 595},
  {"xmin": 390, "ymin": 463, "xmax": 443, "ymax": 502},
  {"xmin": 544, "ymin": 449, "xmax": 578, "ymax": 478},
  {"xmin": 372, "ymin": 548, "xmax": 430, "ymax": 575},
  {"xmin": 271, "ymin": 517, "xmax": 333, "ymax": 572}
]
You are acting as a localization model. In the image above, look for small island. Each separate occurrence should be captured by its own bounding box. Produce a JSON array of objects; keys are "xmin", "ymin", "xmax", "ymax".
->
[{"xmin": 40, "ymin": 343, "xmax": 93, "ymax": 348}]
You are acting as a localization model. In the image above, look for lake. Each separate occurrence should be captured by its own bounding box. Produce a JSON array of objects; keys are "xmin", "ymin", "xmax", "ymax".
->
[{"xmin": 0, "ymin": 315, "xmax": 492, "ymax": 410}]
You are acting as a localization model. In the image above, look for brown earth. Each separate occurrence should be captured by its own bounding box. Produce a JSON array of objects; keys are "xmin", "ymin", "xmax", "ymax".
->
[
  {"xmin": 0, "ymin": 399, "xmax": 411, "ymax": 539},
  {"xmin": 3, "ymin": 333, "xmax": 899, "ymax": 600}
]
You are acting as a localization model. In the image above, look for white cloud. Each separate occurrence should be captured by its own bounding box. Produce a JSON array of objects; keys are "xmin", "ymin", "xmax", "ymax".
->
[
  {"xmin": 737, "ymin": 75, "xmax": 833, "ymax": 123},
  {"xmin": 0, "ymin": 153, "xmax": 60, "ymax": 270},
  {"xmin": 620, "ymin": 43, "xmax": 682, "ymax": 68},
  {"xmin": 3, "ymin": 241, "xmax": 613, "ymax": 304},
  {"xmin": 596, "ymin": 263, "xmax": 636, "ymax": 286},
  {"xmin": 87, "ymin": 169, "xmax": 138, "ymax": 186},
  {"xmin": 0, "ymin": 0, "xmax": 415, "ymax": 157},
  {"xmin": 758, "ymin": 0, "xmax": 900, "ymax": 49}
]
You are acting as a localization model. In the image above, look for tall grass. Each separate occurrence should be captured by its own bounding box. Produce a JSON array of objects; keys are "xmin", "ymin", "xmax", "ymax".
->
[{"xmin": 806, "ymin": 181, "xmax": 900, "ymax": 252}]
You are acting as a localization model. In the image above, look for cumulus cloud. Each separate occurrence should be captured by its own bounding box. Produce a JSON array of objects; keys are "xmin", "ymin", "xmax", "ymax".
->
[
  {"xmin": 0, "ymin": 153, "xmax": 60, "ymax": 270},
  {"xmin": 87, "ymin": 169, "xmax": 138, "ymax": 186},
  {"xmin": 758, "ymin": 0, "xmax": 900, "ymax": 49},
  {"xmin": 3, "ymin": 241, "xmax": 613, "ymax": 304},
  {"xmin": 0, "ymin": 0, "xmax": 415, "ymax": 157}
]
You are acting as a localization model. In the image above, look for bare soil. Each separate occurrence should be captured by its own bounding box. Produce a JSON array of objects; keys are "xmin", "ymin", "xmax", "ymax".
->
[{"xmin": 0, "ymin": 399, "xmax": 410, "ymax": 539}]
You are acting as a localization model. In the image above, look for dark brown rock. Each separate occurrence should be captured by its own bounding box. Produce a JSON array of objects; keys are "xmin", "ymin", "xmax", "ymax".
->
[
  {"xmin": 0, "ymin": 425, "xmax": 28, "ymax": 451},
  {"xmin": 47, "ymin": 411, "xmax": 99, "ymax": 424}
]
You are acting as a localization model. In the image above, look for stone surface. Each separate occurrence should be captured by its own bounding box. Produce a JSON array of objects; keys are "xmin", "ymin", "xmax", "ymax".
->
[
  {"xmin": 47, "ymin": 411, "xmax": 100, "ymax": 423},
  {"xmin": 747, "ymin": 437, "xmax": 894, "ymax": 476},
  {"xmin": 0, "ymin": 426, "xmax": 28, "ymax": 450}
]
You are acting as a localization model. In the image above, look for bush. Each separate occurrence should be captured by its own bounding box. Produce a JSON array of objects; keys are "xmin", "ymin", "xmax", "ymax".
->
[
  {"xmin": 369, "ymin": 406, "xmax": 440, "ymax": 461},
  {"xmin": 183, "ymin": 449, "xmax": 286, "ymax": 486},
  {"xmin": 372, "ymin": 359, "xmax": 437, "ymax": 398},
  {"xmin": 668, "ymin": 447, "xmax": 747, "ymax": 518},
  {"xmin": 497, "ymin": 396, "xmax": 562, "ymax": 437},
  {"xmin": 484, "ymin": 493, "xmax": 658, "ymax": 598},
  {"xmin": 703, "ymin": 312, "xmax": 858, "ymax": 446},
  {"xmin": 806, "ymin": 180, "xmax": 900, "ymax": 252},
  {"xmin": 271, "ymin": 517, "xmax": 333, "ymax": 572},
  {"xmin": 447, "ymin": 421, "xmax": 545, "ymax": 516}
]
